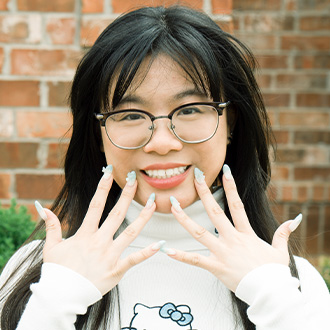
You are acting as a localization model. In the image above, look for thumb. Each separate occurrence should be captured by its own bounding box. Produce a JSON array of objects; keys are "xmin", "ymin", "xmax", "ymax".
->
[
  {"xmin": 272, "ymin": 214, "xmax": 302, "ymax": 252},
  {"xmin": 35, "ymin": 201, "xmax": 62, "ymax": 249}
]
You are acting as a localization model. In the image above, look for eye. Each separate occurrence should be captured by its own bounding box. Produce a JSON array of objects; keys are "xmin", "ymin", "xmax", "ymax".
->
[
  {"xmin": 177, "ymin": 106, "xmax": 202, "ymax": 116},
  {"xmin": 111, "ymin": 112, "xmax": 146, "ymax": 122}
]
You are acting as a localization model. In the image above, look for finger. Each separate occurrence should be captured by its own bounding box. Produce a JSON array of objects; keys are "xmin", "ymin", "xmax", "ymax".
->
[
  {"xmin": 35, "ymin": 201, "xmax": 62, "ymax": 249},
  {"xmin": 118, "ymin": 240, "xmax": 165, "ymax": 274},
  {"xmin": 99, "ymin": 171, "xmax": 139, "ymax": 236},
  {"xmin": 111, "ymin": 195, "xmax": 156, "ymax": 252},
  {"xmin": 79, "ymin": 165, "xmax": 113, "ymax": 234},
  {"xmin": 194, "ymin": 168, "xmax": 235, "ymax": 235},
  {"xmin": 162, "ymin": 247, "xmax": 215, "ymax": 273},
  {"xmin": 272, "ymin": 214, "xmax": 302, "ymax": 253},
  {"xmin": 170, "ymin": 196, "xmax": 220, "ymax": 251},
  {"xmin": 221, "ymin": 164, "xmax": 253, "ymax": 233}
]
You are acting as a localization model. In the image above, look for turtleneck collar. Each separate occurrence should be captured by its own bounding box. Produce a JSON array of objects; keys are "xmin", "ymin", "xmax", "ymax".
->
[{"xmin": 125, "ymin": 189, "xmax": 224, "ymax": 251}]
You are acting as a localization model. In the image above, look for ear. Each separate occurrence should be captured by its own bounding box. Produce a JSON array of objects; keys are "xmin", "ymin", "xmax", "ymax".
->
[{"xmin": 226, "ymin": 107, "xmax": 237, "ymax": 144}]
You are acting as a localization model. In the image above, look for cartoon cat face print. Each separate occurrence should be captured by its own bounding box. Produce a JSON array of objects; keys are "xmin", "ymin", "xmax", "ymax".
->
[{"xmin": 122, "ymin": 302, "xmax": 194, "ymax": 330}]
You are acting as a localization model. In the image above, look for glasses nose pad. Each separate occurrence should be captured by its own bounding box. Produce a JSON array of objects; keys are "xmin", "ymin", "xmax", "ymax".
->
[{"xmin": 167, "ymin": 122, "xmax": 175, "ymax": 131}]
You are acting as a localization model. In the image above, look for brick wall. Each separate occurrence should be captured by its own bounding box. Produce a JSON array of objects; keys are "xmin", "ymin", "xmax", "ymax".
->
[{"xmin": 0, "ymin": 0, "xmax": 329, "ymax": 260}]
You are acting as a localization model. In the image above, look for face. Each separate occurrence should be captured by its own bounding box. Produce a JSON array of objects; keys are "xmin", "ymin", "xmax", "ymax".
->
[{"xmin": 101, "ymin": 55, "xmax": 230, "ymax": 213}]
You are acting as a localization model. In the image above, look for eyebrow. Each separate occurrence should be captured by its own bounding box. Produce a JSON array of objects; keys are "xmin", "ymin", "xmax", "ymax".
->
[{"xmin": 116, "ymin": 88, "xmax": 208, "ymax": 108}]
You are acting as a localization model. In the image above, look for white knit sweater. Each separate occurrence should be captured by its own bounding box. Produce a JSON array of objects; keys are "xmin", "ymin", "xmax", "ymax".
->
[{"xmin": 1, "ymin": 190, "xmax": 329, "ymax": 329}]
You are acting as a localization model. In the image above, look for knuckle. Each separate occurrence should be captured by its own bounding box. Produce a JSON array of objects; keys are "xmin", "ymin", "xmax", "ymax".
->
[
  {"xmin": 123, "ymin": 225, "xmax": 137, "ymax": 238},
  {"xmin": 198, "ymin": 185, "xmax": 210, "ymax": 197},
  {"xmin": 45, "ymin": 221, "xmax": 59, "ymax": 232},
  {"xmin": 232, "ymin": 200, "xmax": 245, "ymax": 211},
  {"xmin": 127, "ymin": 254, "xmax": 139, "ymax": 267},
  {"xmin": 110, "ymin": 208, "xmax": 121, "ymax": 217},
  {"xmin": 226, "ymin": 180, "xmax": 237, "ymax": 191},
  {"xmin": 120, "ymin": 189, "xmax": 133, "ymax": 199},
  {"xmin": 89, "ymin": 198, "xmax": 103, "ymax": 210},
  {"xmin": 190, "ymin": 254, "xmax": 201, "ymax": 266},
  {"xmin": 193, "ymin": 226, "xmax": 207, "ymax": 239},
  {"xmin": 211, "ymin": 205, "xmax": 225, "ymax": 215}
]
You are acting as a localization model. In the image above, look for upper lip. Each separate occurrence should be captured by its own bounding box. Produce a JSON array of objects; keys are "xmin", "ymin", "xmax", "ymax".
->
[{"xmin": 142, "ymin": 163, "xmax": 189, "ymax": 171}]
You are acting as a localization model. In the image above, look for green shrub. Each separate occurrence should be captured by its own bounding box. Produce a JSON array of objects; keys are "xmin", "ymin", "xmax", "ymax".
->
[
  {"xmin": 0, "ymin": 200, "xmax": 36, "ymax": 270},
  {"xmin": 319, "ymin": 256, "xmax": 330, "ymax": 291}
]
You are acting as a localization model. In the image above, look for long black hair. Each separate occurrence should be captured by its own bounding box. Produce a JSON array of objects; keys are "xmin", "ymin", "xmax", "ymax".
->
[{"xmin": 0, "ymin": 6, "xmax": 299, "ymax": 330}]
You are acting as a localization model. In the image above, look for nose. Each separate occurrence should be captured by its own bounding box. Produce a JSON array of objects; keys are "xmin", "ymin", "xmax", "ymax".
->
[{"xmin": 143, "ymin": 119, "xmax": 183, "ymax": 155}]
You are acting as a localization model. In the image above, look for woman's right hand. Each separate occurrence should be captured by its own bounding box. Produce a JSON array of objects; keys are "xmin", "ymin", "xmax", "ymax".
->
[{"xmin": 36, "ymin": 166, "xmax": 159, "ymax": 296}]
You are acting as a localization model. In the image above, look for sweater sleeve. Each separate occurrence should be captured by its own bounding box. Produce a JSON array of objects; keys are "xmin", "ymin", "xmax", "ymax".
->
[
  {"xmin": 16, "ymin": 263, "xmax": 102, "ymax": 330},
  {"xmin": 235, "ymin": 257, "xmax": 330, "ymax": 330}
]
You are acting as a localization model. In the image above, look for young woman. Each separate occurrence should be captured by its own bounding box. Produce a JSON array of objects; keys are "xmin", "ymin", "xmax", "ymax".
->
[{"xmin": 0, "ymin": 5, "xmax": 329, "ymax": 330}]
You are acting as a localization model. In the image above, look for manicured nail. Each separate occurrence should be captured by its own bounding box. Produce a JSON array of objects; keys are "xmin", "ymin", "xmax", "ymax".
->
[
  {"xmin": 223, "ymin": 164, "xmax": 232, "ymax": 180},
  {"xmin": 102, "ymin": 165, "xmax": 113, "ymax": 179},
  {"xmin": 151, "ymin": 240, "xmax": 166, "ymax": 251},
  {"xmin": 170, "ymin": 196, "xmax": 182, "ymax": 212},
  {"xmin": 194, "ymin": 167, "xmax": 205, "ymax": 184},
  {"xmin": 126, "ymin": 171, "xmax": 136, "ymax": 186},
  {"xmin": 161, "ymin": 247, "xmax": 176, "ymax": 256},
  {"xmin": 146, "ymin": 192, "xmax": 156, "ymax": 208},
  {"xmin": 35, "ymin": 200, "xmax": 47, "ymax": 221},
  {"xmin": 289, "ymin": 213, "xmax": 303, "ymax": 232}
]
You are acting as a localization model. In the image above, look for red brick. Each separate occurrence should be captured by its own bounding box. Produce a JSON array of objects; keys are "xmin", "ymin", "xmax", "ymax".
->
[
  {"xmin": 17, "ymin": 0, "xmax": 75, "ymax": 12},
  {"xmin": 257, "ymin": 55, "xmax": 288, "ymax": 69},
  {"xmin": 294, "ymin": 167, "xmax": 330, "ymax": 181},
  {"xmin": 263, "ymin": 93, "xmax": 290, "ymax": 107},
  {"xmin": 306, "ymin": 205, "xmax": 320, "ymax": 254},
  {"xmin": 276, "ymin": 74, "xmax": 327, "ymax": 89},
  {"xmin": 277, "ymin": 148, "xmax": 305, "ymax": 163},
  {"xmin": 279, "ymin": 112, "xmax": 330, "ymax": 128},
  {"xmin": 215, "ymin": 19, "xmax": 234, "ymax": 33},
  {"xmin": 0, "ymin": 0, "xmax": 9, "ymax": 10},
  {"xmin": 312, "ymin": 185, "xmax": 325, "ymax": 201},
  {"xmin": 256, "ymin": 74, "xmax": 271, "ymax": 89},
  {"xmin": 82, "ymin": 0, "xmax": 104, "ymax": 13},
  {"xmin": 300, "ymin": 16, "xmax": 330, "ymax": 31},
  {"xmin": 46, "ymin": 143, "xmax": 68, "ymax": 168},
  {"xmin": 325, "ymin": 206, "xmax": 330, "ymax": 254},
  {"xmin": 0, "ymin": 142, "xmax": 38, "ymax": 168},
  {"xmin": 0, "ymin": 15, "xmax": 41, "ymax": 43},
  {"xmin": 16, "ymin": 174, "xmax": 63, "ymax": 199},
  {"xmin": 272, "ymin": 165, "xmax": 289, "ymax": 180},
  {"xmin": 294, "ymin": 54, "xmax": 330, "ymax": 69},
  {"xmin": 16, "ymin": 111, "xmax": 72, "ymax": 138},
  {"xmin": 11, "ymin": 49, "xmax": 80, "ymax": 76},
  {"xmin": 0, "ymin": 47, "xmax": 3, "ymax": 73},
  {"xmin": 282, "ymin": 185, "xmax": 293, "ymax": 201},
  {"xmin": 233, "ymin": 0, "xmax": 281, "ymax": 10},
  {"xmin": 244, "ymin": 14, "xmax": 293, "ymax": 32},
  {"xmin": 273, "ymin": 130, "xmax": 289, "ymax": 144},
  {"xmin": 0, "ymin": 80, "xmax": 39, "ymax": 106},
  {"xmin": 285, "ymin": 0, "xmax": 296, "ymax": 11},
  {"xmin": 112, "ymin": 0, "xmax": 203, "ymax": 13},
  {"xmin": 212, "ymin": 0, "xmax": 232, "ymax": 14},
  {"xmin": 80, "ymin": 18, "xmax": 111, "ymax": 47},
  {"xmin": 281, "ymin": 36, "xmax": 330, "ymax": 50},
  {"xmin": 296, "ymin": 93, "xmax": 330, "ymax": 107},
  {"xmin": 48, "ymin": 81, "xmax": 71, "ymax": 107},
  {"xmin": 0, "ymin": 110, "xmax": 14, "ymax": 137},
  {"xmin": 297, "ymin": 186, "xmax": 308, "ymax": 203},
  {"xmin": 299, "ymin": 0, "xmax": 330, "ymax": 9},
  {"xmin": 294, "ymin": 131, "xmax": 330, "ymax": 144},
  {"xmin": 0, "ymin": 173, "xmax": 10, "ymax": 198},
  {"xmin": 235, "ymin": 34, "xmax": 276, "ymax": 50},
  {"xmin": 46, "ymin": 18, "xmax": 75, "ymax": 45}
]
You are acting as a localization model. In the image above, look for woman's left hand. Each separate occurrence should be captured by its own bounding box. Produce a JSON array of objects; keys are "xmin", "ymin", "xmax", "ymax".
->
[{"xmin": 167, "ymin": 165, "xmax": 301, "ymax": 293}]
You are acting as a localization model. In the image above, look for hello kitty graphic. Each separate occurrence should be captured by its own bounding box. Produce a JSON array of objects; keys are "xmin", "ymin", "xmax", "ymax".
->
[{"xmin": 122, "ymin": 302, "xmax": 194, "ymax": 329}]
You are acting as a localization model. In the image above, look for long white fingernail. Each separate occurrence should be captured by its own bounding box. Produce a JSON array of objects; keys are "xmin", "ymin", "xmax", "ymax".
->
[
  {"xmin": 161, "ymin": 247, "xmax": 176, "ymax": 256},
  {"xmin": 170, "ymin": 196, "xmax": 182, "ymax": 212},
  {"xmin": 223, "ymin": 164, "xmax": 232, "ymax": 180},
  {"xmin": 151, "ymin": 240, "xmax": 166, "ymax": 251},
  {"xmin": 102, "ymin": 165, "xmax": 113, "ymax": 179},
  {"xmin": 289, "ymin": 213, "xmax": 303, "ymax": 232},
  {"xmin": 194, "ymin": 167, "xmax": 205, "ymax": 184},
  {"xmin": 145, "ymin": 193, "xmax": 156, "ymax": 209},
  {"xmin": 126, "ymin": 171, "xmax": 136, "ymax": 186},
  {"xmin": 35, "ymin": 200, "xmax": 47, "ymax": 221}
]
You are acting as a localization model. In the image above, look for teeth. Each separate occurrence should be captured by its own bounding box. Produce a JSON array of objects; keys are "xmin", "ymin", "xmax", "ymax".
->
[{"xmin": 145, "ymin": 166, "xmax": 188, "ymax": 179}]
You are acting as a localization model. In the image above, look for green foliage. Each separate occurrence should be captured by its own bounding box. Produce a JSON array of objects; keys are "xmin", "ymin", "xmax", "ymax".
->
[
  {"xmin": 0, "ymin": 200, "xmax": 36, "ymax": 270},
  {"xmin": 319, "ymin": 256, "xmax": 330, "ymax": 291}
]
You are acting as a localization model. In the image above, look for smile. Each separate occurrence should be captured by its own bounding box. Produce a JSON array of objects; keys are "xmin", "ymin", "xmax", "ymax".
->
[{"xmin": 144, "ymin": 166, "xmax": 188, "ymax": 179}]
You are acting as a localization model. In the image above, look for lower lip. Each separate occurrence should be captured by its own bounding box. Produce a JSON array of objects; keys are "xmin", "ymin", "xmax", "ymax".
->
[{"xmin": 141, "ymin": 167, "xmax": 190, "ymax": 189}]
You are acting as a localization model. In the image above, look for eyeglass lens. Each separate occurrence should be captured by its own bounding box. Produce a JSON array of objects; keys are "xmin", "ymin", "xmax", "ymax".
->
[{"xmin": 105, "ymin": 104, "xmax": 219, "ymax": 149}]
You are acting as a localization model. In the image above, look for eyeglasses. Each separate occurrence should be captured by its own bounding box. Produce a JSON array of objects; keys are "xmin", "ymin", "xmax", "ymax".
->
[{"xmin": 95, "ymin": 101, "xmax": 230, "ymax": 150}]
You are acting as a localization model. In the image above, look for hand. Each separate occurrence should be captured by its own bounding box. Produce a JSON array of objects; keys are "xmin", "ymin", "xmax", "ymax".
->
[
  {"xmin": 35, "ymin": 167, "xmax": 160, "ymax": 295},
  {"xmin": 166, "ymin": 165, "xmax": 302, "ymax": 292}
]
